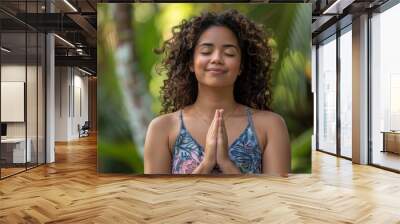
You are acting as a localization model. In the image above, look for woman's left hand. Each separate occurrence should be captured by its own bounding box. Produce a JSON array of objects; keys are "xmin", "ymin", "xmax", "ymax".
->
[
  {"xmin": 216, "ymin": 109, "xmax": 241, "ymax": 174},
  {"xmin": 216, "ymin": 109, "xmax": 230, "ymax": 165}
]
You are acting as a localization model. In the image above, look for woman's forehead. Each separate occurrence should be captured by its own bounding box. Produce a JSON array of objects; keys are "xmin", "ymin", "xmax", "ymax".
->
[{"xmin": 196, "ymin": 26, "xmax": 239, "ymax": 47}]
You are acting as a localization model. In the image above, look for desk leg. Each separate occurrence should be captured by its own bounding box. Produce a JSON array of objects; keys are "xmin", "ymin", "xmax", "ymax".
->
[{"xmin": 382, "ymin": 133, "xmax": 386, "ymax": 153}]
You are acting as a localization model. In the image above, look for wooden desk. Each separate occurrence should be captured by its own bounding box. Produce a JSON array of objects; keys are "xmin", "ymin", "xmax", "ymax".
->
[
  {"xmin": 381, "ymin": 131, "xmax": 400, "ymax": 154},
  {"xmin": 1, "ymin": 138, "xmax": 32, "ymax": 163}
]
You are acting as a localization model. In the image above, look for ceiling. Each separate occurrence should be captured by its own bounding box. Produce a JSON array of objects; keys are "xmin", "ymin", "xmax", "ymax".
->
[
  {"xmin": 0, "ymin": 0, "xmax": 394, "ymax": 75},
  {"xmin": 311, "ymin": 0, "xmax": 390, "ymax": 43},
  {"xmin": 0, "ymin": 0, "xmax": 98, "ymax": 75}
]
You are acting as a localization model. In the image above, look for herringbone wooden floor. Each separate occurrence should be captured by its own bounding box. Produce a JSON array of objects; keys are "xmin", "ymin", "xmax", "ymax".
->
[{"xmin": 1, "ymin": 134, "xmax": 399, "ymax": 224}]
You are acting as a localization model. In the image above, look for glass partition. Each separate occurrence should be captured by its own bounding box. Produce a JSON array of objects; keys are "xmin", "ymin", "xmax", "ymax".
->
[
  {"xmin": 0, "ymin": 1, "xmax": 46, "ymax": 179},
  {"xmin": 38, "ymin": 32, "xmax": 45, "ymax": 165},
  {"xmin": 1, "ymin": 30, "xmax": 28, "ymax": 177},
  {"xmin": 27, "ymin": 30, "xmax": 38, "ymax": 169}
]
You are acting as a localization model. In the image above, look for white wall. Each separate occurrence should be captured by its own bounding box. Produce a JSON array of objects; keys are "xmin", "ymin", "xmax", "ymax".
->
[
  {"xmin": 1, "ymin": 66, "xmax": 26, "ymax": 138},
  {"xmin": 1, "ymin": 82, "xmax": 25, "ymax": 122},
  {"xmin": 55, "ymin": 66, "xmax": 69, "ymax": 141},
  {"xmin": 54, "ymin": 67, "xmax": 89, "ymax": 141},
  {"xmin": 1, "ymin": 65, "xmax": 26, "ymax": 81},
  {"xmin": 1, "ymin": 65, "xmax": 39, "ymax": 138}
]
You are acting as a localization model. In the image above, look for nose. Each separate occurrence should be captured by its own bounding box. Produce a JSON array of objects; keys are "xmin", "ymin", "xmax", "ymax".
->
[{"xmin": 210, "ymin": 50, "xmax": 223, "ymax": 64}]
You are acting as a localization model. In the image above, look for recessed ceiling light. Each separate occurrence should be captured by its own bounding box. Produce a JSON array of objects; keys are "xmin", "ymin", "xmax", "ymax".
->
[
  {"xmin": 54, "ymin": 34, "xmax": 75, "ymax": 48},
  {"xmin": 1, "ymin": 47, "xmax": 11, "ymax": 53},
  {"xmin": 63, "ymin": 0, "xmax": 78, "ymax": 12},
  {"xmin": 78, "ymin": 67, "xmax": 93, "ymax": 76},
  {"xmin": 322, "ymin": 0, "xmax": 354, "ymax": 15}
]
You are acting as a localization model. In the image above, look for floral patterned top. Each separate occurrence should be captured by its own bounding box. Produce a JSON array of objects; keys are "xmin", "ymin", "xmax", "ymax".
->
[{"xmin": 171, "ymin": 107, "xmax": 262, "ymax": 174}]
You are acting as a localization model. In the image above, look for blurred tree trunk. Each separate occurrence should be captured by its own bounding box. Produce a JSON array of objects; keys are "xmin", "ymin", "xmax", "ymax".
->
[{"xmin": 111, "ymin": 4, "xmax": 153, "ymax": 157}]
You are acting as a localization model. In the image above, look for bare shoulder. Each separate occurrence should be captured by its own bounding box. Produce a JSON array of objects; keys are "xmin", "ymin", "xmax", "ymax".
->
[
  {"xmin": 148, "ymin": 111, "xmax": 180, "ymax": 132},
  {"xmin": 246, "ymin": 108, "xmax": 288, "ymax": 151},
  {"xmin": 251, "ymin": 109, "xmax": 287, "ymax": 130},
  {"xmin": 146, "ymin": 111, "xmax": 181, "ymax": 150},
  {"xmin": 149, "ymin": 112, "xmax": 176, "ymax": 128}
]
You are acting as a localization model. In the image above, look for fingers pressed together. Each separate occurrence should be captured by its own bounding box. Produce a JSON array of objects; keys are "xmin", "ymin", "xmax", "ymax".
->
[{"xmin": 210, "ymin": 109, "xmax": 227, "ymax": 140}]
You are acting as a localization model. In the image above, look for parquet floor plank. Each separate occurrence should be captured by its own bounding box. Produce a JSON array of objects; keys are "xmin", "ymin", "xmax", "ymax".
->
[{"xmin": 0, "ymin": 134, "xmax": 399, "ymax": 223}]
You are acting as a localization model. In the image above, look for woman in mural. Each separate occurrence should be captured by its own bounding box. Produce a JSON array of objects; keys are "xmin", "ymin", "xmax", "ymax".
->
[{"xmin": 144, "ymin": 9, "xmax": 290, "ymax": 175}]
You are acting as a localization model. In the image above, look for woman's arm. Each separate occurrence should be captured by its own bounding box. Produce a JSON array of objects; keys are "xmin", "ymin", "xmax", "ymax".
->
[
  {"xmin": 144, "ymin": 116, "xmax": 172, "ymax": 174},
  {"xmin": 262, "ymin": 113, "xmax": 291, "ymax": 176}
]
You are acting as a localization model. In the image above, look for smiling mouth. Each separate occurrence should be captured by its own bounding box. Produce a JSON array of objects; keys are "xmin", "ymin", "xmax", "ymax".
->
[{"xmin": 206, "ymin": 69, "xmax": 227, "ymax": 74}]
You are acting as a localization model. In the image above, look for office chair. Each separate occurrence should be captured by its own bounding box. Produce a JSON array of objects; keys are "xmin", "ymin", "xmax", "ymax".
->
[{"xmin": 79, "ymin": 121, "xmax": 90, "ymax": 138}]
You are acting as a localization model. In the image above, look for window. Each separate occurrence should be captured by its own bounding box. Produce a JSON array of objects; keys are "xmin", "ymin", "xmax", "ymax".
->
[
  {"xmin": 317, "ymin": 35, "xmax": 337, "ymax": 154},
  {"xmin": 339, "ymin": 27, "xmax": 352, "ymax": 158},
  {"xmin": 371, "ymin": 3, "xmax": 400, "ymax": 171}
]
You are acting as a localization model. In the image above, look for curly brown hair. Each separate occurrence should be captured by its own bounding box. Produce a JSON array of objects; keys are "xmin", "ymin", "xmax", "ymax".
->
[{"xmin": 155, "ymin": 9, "xmax": 272, "ymax": 114}]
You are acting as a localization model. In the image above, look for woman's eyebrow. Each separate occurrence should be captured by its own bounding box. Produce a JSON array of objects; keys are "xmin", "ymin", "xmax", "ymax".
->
[
  {"xmin": 198, "ymin": 42, "xmax": 239, "ymax": 50},
  {"xmin": 222, "ymin": 44, "xmax": 239, "ymax": 50},
  {"xmin": 198, "ymin": 43, "xmax": 213, "ymax": 47}
]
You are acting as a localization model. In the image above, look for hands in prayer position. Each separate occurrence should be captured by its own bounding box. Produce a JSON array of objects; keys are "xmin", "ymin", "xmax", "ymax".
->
[{"xmin": 193, "ymin": 109, "xmax": 241, "ymax": 174}]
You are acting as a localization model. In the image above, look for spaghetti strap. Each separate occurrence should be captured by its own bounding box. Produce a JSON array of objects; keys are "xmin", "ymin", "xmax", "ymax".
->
[
  {"xmin": 245, "ymin": 107, "xmax": 262, "ymax": 152},
  {"xmin": 179, "ymin": 110, "xmax": 186, "ymax": 130},
  {"xmin": 245, "ymin": 107, "xmax": 252, "ymax": 125}
]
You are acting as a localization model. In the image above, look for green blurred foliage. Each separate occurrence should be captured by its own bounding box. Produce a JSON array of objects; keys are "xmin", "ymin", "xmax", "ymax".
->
[
  {"xmin": 98, "ymin": 3, "xmax": 313, "ymax": 173},
  {"xmin": 98, "ymin": 4, "xmax": 144, "ymax": 173}
]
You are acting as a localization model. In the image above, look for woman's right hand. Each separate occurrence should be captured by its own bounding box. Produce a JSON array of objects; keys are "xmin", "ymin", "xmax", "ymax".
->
[
  {"xmin": 203, "ymin": 110, "xmax": 220, "ymax": 167},
  {"xmin": 196, "ymin": 110, "xmax": 219, "ymax": 173}
]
